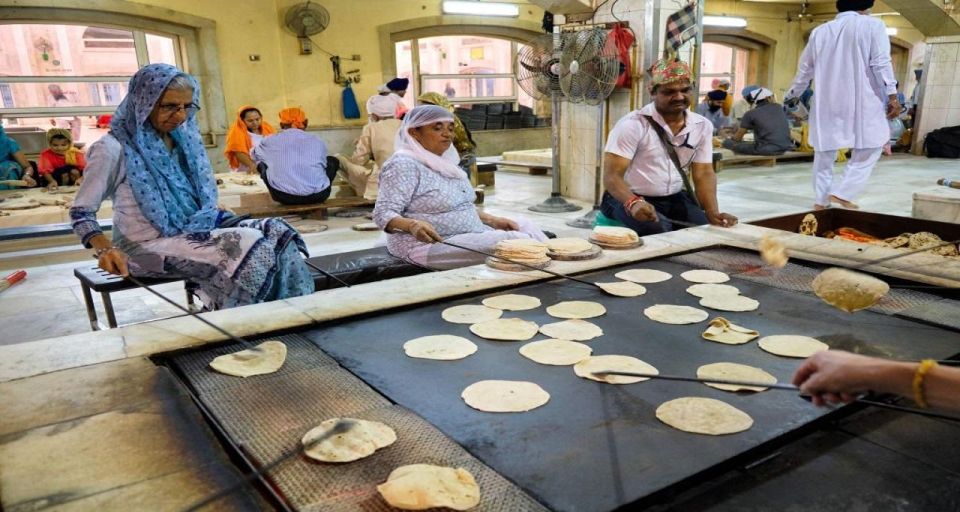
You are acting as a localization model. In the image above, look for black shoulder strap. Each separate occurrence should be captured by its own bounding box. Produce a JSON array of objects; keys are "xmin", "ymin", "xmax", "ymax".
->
[{"xmin": 641, "ymin": 114, "xmax": 700, "ymax": 207}]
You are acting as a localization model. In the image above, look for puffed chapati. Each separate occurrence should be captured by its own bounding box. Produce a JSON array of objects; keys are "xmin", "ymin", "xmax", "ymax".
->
[
  {"xmin": 481, "ymin": 294, "xmax": 541, "ymax": 311},
  {"xmin": 209, "ymin": 341, "xmax": 287, "ymax": 377},
  {"xmin": 469, "ymin": 318, "xmax": 539, "ymax": 341},
  {"xmin": 696, "ymin": 362, "xmax": 777, "ymax": 392},
  {"xmin": 461, "ymin": 380, "xmax": 550, "ymax": 412},
  {"xmin": 302, "ymin": 418, "xmax": 396, "ymax": 463},
  {"xmin": 377, "ymin": 464, "xmax": 480, "ymax": 511},
  {"xmin": 812, "ymin": 267, "xmax": 890, "ymax": 313},
  {"xmin": 546, "ymin": 300, "xmax": 606, "ymax": 319},
  {"xmin": 403, "ymin": 335, "xmax": 478, "ymax": 360},
  {"xmin": 759, "ymin": 236, "xmax": 789, "ymax": 268},
  {"xmin": 758, "ymin": 335, "xmax": 829, "ymax": 358},
  {"xmin": 656, "ymin": 397, "xmax": 754, "ymax": 435},
  {"xmin": 441, "ymin": 305, "xmax": 503, "ymax": 324},
  {"xmin": 574, "ymin": 355, "xmax": 659, "ymax": 384},
  {"xmin": 519, "ymin": 339, "xmax": 593, "ymax": 365}
]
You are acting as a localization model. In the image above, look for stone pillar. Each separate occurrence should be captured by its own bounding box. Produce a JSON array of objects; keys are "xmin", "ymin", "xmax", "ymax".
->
[{"xmin": 913, "ymin": 36, "xmax": 960, "ymax": 154}]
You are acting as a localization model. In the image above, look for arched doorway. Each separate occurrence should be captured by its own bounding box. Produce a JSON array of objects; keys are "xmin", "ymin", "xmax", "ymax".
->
[{"xmin": 703, "ymin": 28, "xmax": 776, "ymax": 96}]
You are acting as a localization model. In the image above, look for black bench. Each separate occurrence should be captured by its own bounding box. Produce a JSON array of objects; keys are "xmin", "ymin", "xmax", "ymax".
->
[
  {"xmin": 0, "ymin": 220, "xmax": 112, "ymax": 242},
  {"xmin": 306, "ymin": 246, "xmax": 431, "ymax": 290},
  {"xmin": 73, "ymin": 266, "xmax": 196, "ymax": 331}
]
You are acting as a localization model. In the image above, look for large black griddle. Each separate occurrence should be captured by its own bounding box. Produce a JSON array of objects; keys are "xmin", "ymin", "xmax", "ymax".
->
[{"xmin": 303, "ymin": 248, "xmax": 960, "ymax": 512}]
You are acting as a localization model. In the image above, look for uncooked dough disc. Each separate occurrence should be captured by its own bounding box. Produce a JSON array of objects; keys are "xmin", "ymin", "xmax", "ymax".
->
[
  {"xmin": 615, "ymin": 268, "xmax": 672, "ymax": 284},
  {"xmin": 680, "ymin": 269, "xmax": 731, "ymax": 283},
  {"xmin": 538, "ymin": 319, "xmax": 604, "ymax": 341},
  {"xmin": 696, "ymin": 362, "xmax": 777, "ymax": 392},
  {"xmin": 377, "ymin": 464, "xmax": 480, "ymax": 511},
  {"xmin": 758, "ymin": 335, "xmax": 829, "ymax": 358},
  {"xmin": 699, "ymin": 295, "xmax": 760, "ymax": 312},
  {"xmin": 574, "ymin": 355, "xmax": 659, "ymax": 384},
  {"xmin": 656, "ymin": 397, "xmax": 754, "ymax": 435},
  {"xmin": 519, "ymin": 339, "xmax": 592, "ymax": 366},
  {"xmin": 469, "ymin": 318, "xmax": 540, "ymax": 341},
  {"xmin": 301, "ymin": 418, "xmax": 397, "ymax": 463},
  {"xmin": 441, "ymin": 305, "xmax": 503, "ymax": 324},
  {"xmin": 595, "ymin": 281, "xmax": 647, "ymax": 297},
  {"xmin": 546, "ymin": 300, "xmax": 607, "ymax": 319},
  {"xmin": 812, "ymin": 267, "xmax": 890, "ymax": 313},
  {"xmin": 481, "ymin": 294, "xmax": 541, "ymax": 311},
  {"xmin": 461, "ymin": 380, "xmax": 550, "ymax": 412},
  {"xmin": 686, "ymin": 283, "xmax": 741, "ymax": 298},
  {"xmin": 644, "ymin": 305, "xmax": 709, "ymax": 325},
  {"xmin": 403, "ymin": 335, "xmax": 478, "ymax": 360},
  {"xmin": 701, "ymin": 317, "xmax": 759, "ymax": 345},
  {"xmin": 209, "ymin": 341, "xmax": 287, "ymax": 378}
]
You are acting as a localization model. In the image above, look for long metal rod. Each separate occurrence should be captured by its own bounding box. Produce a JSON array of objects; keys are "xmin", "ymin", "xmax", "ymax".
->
[
  {"xmin": 855, "ymin": 398, "xmax": 960, "ymax": 423},
  {"xmin": 303, "ymin": 260, "xmax": 352, "ymax": 288},
  {"xmin": 124, "ymin": 274, "xmax": 259, "ymax": 351},
  {"xmin": 593, "ymin": 370, "xmax": 800, "ymax": 391}
]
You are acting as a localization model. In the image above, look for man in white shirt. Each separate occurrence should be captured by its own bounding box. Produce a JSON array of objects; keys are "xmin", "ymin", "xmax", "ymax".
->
[
  {"xmin": 600, "ymin": 58, "xmax": 738, "ymax": 236},
  {"xmin": 252, "ymin": 107, "xmax": 338, "ymax": 205},
  {"xmin": 337, "ymin": 95, "xmax": 401, "ymax": 200},
  {"xmin": 786, "ymin": 0, "xmax": 900, "ymax": 210}
]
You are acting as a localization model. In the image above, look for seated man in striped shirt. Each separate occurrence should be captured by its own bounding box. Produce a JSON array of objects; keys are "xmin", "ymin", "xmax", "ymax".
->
[{"xmin": 252, "ymin": 107, "xmax": 339, "ymax": 205}]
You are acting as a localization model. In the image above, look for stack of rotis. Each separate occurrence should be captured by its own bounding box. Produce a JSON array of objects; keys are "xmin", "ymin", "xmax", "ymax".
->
[
  {"xmin": 493, "ymin": 239, "xmax": 551, "ymax": 266},
  {"xmin": 590, "ymin": 226, "xmax": 640, "ymax": 248}
]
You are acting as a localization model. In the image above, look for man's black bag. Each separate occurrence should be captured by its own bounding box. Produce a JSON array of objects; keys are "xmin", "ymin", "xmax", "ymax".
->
[{"xmin": 924, "ymin": 125, "xmax": 960, "ymax": 158}]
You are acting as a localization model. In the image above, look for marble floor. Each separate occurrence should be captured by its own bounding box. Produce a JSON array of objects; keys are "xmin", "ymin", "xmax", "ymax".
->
[{"xmin": 0, "ymin": 153, "xmax": 952, "ymax": 346}]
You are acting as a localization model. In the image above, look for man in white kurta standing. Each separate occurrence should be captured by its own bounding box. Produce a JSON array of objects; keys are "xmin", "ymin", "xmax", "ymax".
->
[{"xmin": 786, "ymin": 0, "xmax": 900, "ymax": 210}]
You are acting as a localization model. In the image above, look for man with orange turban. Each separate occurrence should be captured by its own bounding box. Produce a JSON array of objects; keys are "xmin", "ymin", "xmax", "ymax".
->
[
  {"xmin": 252, "ymin": 107, "xmax": 339, "ymax": 205},
  {"xmin": 599, "ymin": 58, "xmax": 737, "ymax": 236}
]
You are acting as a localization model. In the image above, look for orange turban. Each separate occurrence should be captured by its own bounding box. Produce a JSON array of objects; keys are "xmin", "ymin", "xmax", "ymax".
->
[
  {"xmin": 649, "ymin": 58, "xmax": 692, "ymax": 88},
  {"xmin": 224, "ymin": 105, "xmax": 275, "ymax": 170},
  {"xmin": 279, "ymin": 107, "xmax": 307, "ymax": 129}
]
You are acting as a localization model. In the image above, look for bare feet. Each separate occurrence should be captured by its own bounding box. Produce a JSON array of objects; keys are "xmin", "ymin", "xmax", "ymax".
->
[{"xmin": 829, "ymin": 195, "xmax": 859, "ymax": 209}]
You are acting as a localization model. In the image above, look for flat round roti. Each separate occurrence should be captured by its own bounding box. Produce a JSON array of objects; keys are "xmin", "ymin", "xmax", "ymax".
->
[
  {"xmin": 302, "ymin": 418, "xmax": 396, "ymax": 463},
  {"xmin": 697, "ymin": 362, "xmax": 777, "ymax": 392},
  {"xmin": 546, "ymin": 300, "xmax": 606, "ymax": 319},
  {"xmin": 377, "ymin": 464, "xmax": 480, "ymax": 511},
  {"xmin": 538, "ymin": 319, "xmax": 604, "ymax": 341},
  {"xmin": 699, "ymin": 295, "xmax": 760, "ymax": 312},
  {"xmin": 403, "ymin": 335, "xmax": 478, "ymax": 360},
  {"xmin": 546, "ymin": 237, "xmax": 594, "ymax": 254},
  {"xmin": 209, "ymin": 341, "xmax": 287, "ymax": 378},
  {"xmin": 574, "ymin": 355, "xmax": 659, "ymax": 384},
  {"xmin": 758, "ymin": 335, "xmax": 829, "ymax": 358},
  {"xmin": 595, "ymin": 281, "xmax": 647, "ymax": 297},
  {"xmin": 481, "ymin": 294, "xmax": 541, "ymax": 311},
  {"xmin": 686, "ymin": 283, "xmax": 741, "ymax": 298},
  {"xmin": 519, "ymin": 339, "xmax": 592, "ymax": 366},
  {"xmin": 701, "ymin": 317, "xmax": 759, "ymax": 345},
  {"xmin": 812, "ymin": 267, "xmax": 890, "ymax": 313},
  {"xmin": 469, "ymin": 318, "xmax": 539, "ymax": 341},
  {"xmin": 656, "ymin": 397, "xmax": 754, "ymax": 435},
  {"xmin": 615, "ymin": 268, "xmax": 672, "ymax": 284},
  {"xmin": 441, "ymin": 305, "xmax": 503, "ymax": 324},
  {"xmin": 461, "ymin": 380, "xmax": 550, "ymax": 412},
  {"xmin": 681, "ymin": 269, "xmax": 731, "ymax": 283},
  {"xmin": 644, "ymin": 305, "xmax": 709, "ymax": 325}
]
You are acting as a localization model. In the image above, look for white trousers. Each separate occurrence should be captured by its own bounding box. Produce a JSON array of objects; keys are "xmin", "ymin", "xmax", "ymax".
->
[
  {"xmin": 408, "ymin": 217, "xmax": 548, "ymax": 270},
  {"xmin": 812, "ymin": 148, "xmax": 882, "ymax": 206}
]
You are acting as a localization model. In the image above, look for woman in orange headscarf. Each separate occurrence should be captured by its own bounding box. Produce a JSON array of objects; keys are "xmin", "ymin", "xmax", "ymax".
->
[{"xmin": 224, "ymin": 105, "xmax": 276, "ymax": 173}]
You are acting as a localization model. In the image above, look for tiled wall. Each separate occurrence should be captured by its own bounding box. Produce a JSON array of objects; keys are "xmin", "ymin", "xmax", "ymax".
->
[{"xmin": 915, "ymin": 36, "xmax": 960, "ymax": 153}]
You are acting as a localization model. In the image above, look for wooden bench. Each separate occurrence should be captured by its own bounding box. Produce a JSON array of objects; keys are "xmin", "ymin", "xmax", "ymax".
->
[
  {"xmin": 714, "ymin": 151, "xmax": 813, "ymax": 172},
  {"xmin": 74, "ymin": 266, "xmax": 197, "ymax": 331},
  {"xmin": 236, "ymin": 196, "xmax": 375, "ymax": 220},
  {"xmin": 476, "ymin": 156, "xmax": 551, "ymax": 176}
]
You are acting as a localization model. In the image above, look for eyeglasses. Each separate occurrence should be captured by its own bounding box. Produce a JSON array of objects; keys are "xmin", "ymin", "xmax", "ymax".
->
[{"xmin": 158, "ymin": 102, "xmax": 201, "ymax": 116}]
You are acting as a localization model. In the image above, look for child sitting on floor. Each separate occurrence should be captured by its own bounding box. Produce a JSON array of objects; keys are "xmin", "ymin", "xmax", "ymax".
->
[{"xmin": 38, "ymin": 128, "xmax": 86, "ymax": 190}]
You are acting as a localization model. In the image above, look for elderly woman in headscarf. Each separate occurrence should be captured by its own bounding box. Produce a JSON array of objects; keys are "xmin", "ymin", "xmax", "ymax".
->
[
  {"xmin": 0, "ymin": 123, "xmax": 38, "ymax": 190},
  {"xmin": 70, "ymin": 64, "xmax": 313, "ymax": 310},
  {"xmin": 417, "ymin": 92, "xmax": 477, "ymax": 175},
  {"xmin": 722, "ymin": 87, "xmax": 794, "ymax": 156},
  {"xmin": 373, "ymin": 105, "xmax": 547, "ymax": 270},
  {"xmin": 224, "ymin": 105, "xmax": 276, "ymax": 174}
]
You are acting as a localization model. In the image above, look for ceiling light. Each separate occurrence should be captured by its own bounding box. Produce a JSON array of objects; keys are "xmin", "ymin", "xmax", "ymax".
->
[
  {"xmin": 703, "ymin": 15, "xmax": 747, "ymax": 28},
  {"xmin": 886, "ymin": 27, "xmax": 898, "ymax": 36},
  {"xmin": 442, "ymin": 1, "xmax": 520, "ymax": 17}
]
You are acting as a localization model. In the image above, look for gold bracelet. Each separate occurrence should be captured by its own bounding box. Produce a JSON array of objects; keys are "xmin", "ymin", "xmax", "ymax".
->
[{"xmin": 913, "ymin": 359, "xmax": 938, "ymax": 408}]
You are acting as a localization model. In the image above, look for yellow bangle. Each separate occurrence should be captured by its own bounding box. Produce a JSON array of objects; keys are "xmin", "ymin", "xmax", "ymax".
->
[{"xmin": 913, "ymin": 359, "xmax": 938, "ymax": 408}]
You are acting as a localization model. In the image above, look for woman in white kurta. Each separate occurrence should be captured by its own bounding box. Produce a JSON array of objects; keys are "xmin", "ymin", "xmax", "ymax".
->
[{"xmin": 786, "ymin": 0, "xmax": 899, "ymax": 209}]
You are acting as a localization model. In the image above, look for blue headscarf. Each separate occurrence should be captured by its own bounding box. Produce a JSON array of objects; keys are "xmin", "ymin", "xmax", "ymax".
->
[
  {"xmin": 110, "ymin": 64, "xmax": 219, "ymax": 237},
  {"xmin": 0, "ymin": 124, "xmax": 21, "ymax": 162}
]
